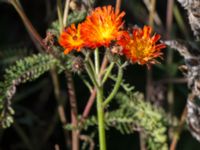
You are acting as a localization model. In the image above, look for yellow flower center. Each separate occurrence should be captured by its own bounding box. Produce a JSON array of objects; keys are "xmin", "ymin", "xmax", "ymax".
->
[{"xmin": 127, "ymin": 37, "xmax": 155, "ymax": 64}]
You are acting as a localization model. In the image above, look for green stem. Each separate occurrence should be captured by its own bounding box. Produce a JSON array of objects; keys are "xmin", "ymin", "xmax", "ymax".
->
[
  {"xmin": 79, "ymin": 75, "xmax": 93, "ymax": 92},
  {"xmin": 84, "ymin": 51, "xmax": 96, "ymax": 74},
  {"xmin": 85, "ymin": 61, "xmax": 99, "ymax": 88},
  {"xmin": 88, "ymin": 58, "xmax": 96, "ymax": 75},
  {"xmin": 96, "ymin": 86, "xmax": 107, "ymax": 150},
  {"xmin": 94, "ymin": 48, "xmax": 106, "ymax": 150},
  {"xmin": 94, "ymin": 48, "xmax": 100, "ymax": 76},
  {"xmin": 103, "ymin": 66, "xmax": 123, "ymax": 106},
  {"xmin": 102, "ymin": 62, "xmax": 115, "ymax": 84}
]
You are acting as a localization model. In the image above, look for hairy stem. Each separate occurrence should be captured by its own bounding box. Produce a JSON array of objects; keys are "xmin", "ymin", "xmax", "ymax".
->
[
  {"xmin": 82, "ymin": 88, "xmax": 97, "ymax": 119},
  {"xmin": 94, "ymin": 49, "xmax": 107, "ymax": 150},
  {"xmin": 102, "ymin": 62, "xmax": 115, "ymax": 84},
  {"xmin": 85, "ymin": 61, "xmax": 99, "ymax": 88},
  {"xmin": 57, "ymin": 0, "xmax": 80, "ymax": 149},
  {"xmin": 96, "ymin": 86, "xmax": 106, "ymax": 150},
  {"xmin": 94, "ymin": 48, "xmax": 100, "ymax": 79},
  {"xmin": 103, "ymin": 66, "xmax": 123, "ymax": 106},
  {"xmin": 65, "ymin": 71, "xmax": 79, "ymax": 150}
]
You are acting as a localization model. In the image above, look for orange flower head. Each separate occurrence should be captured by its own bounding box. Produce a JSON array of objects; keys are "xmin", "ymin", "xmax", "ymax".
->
[
  {"xmin": 81, "ymin": 5, "xmax": 125, "ymax": 48},
  {"xmin": 118, "ymin": 26, "xmax": 166, "ymax": 66},
  {"xmin": 59, "ymin": 24, "xmax": 84, "ymax": 54}
]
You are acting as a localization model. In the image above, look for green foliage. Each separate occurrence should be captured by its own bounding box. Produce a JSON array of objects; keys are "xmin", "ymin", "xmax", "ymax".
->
[
  {"xmin": 65, "ymin": 73, "xmax": 169, "ymax": 149},
  {"xmin": 0, "ymin": 53, "xmax": 60, "ymax": 128},
  {"xmin": 47, "ymin": 21, "xmax": 60, "ymax": 37},
  {"xmin": 109, "ymin": 74, "xmax": 135, "ymax": 93},
  {"xmin": 81, "ymin": 91, "xmax": 168, "ymax": 150},
  {"xmin": 47, "ymin": 10, "xmax": 87, "ymax": 38},
  {"xmin": 67, "ymin": 10, "xmax": 87, "ymax": 26},
  {"xmin": 65, "ymin": 88, "xmax": 168, "ymax": 150},
  {"xmin": 115, "ymin": 92, "xmax": 168, "ymax": 150}
]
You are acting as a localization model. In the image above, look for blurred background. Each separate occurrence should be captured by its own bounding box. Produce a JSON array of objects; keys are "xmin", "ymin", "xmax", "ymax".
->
[{"xmin": 0, "ymin": 0, "xmax": 200, "ymax": 150}]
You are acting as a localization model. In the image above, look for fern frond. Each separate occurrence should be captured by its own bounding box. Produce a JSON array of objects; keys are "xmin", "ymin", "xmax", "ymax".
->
[
  {"xmin": 0, "ymin": 53, "xmax": 60, "ymax": 128},
  {"xmin": 109, "ymin": 74, "xmax": 135, "ymax": 93},
  {"xmin": 67, "ymin": 10, "xmax": 87, "ymax": 26},
  {"xmin": 80, "ymin": 91, "xmax": 168, "ymax": 150},
  {"xmin": 47, "ymin": 10, "xmax": 86, "ymax": 38},
  {"xmin": 114, "ymin": 92, "xmax": 168, "ymax": 150}
]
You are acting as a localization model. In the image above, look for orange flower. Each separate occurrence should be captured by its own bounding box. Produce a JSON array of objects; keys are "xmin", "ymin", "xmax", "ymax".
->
[
  {"xmin": 81, "ymin": 5, "xmax": 125, "ymax": 48},
  {"xmin": 59, "ymin": 24, "xmax": 84, "ymax": 54},
  {"xmin": 118, "ymin": 26, "xmax": 166, "ymax": 66}
]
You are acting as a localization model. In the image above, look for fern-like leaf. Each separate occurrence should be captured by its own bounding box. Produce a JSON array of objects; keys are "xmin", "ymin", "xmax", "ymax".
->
[
  {"xmin": 79, "ymin": 91, "xmax": 168, "ymax": 150},
  {"xmin": 0, "ymin": 53, "xmax": 60, "ymax": 128}
]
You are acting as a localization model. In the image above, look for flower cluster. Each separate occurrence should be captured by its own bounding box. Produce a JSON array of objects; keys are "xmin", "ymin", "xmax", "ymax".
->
[{"xmin": 59, "ymin": 5, "xmax": 166, "ymax": 66}]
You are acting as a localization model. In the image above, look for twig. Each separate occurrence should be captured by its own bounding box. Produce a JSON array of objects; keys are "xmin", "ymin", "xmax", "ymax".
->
[
  {"xmin": 143, "ymin": 0, "xmax": 162, "ymax": 26},
  {"xmin": 139, "ymin": 133, "xmax": 147, "ymax": 150},
  {"xmin": 65, "ymin": 71, "xmax": 79, "ymax": 150},
  {"xmin": 63, "ymin": 0, "xmax": 71, "ymax": 27},
  {"xmin": 146, "ymin": 0, "xmax": 156, "ymax": 101},
  {"xmin": 166, "ymin": 0, "xmax": 174, "ymax": 39},
  {"xmin": 166, "ymin": 0, "xmax": 175, "ymax": 143},
  {"xmin": 57, "ymin": 0, "xmax": 80, "ymax": 149},
  {"xmin": 80, "ymin": 134, "xmax": 95, "ymax": 150},
  {"xmin": 82, "ymin": 88, "xmax": 97, "ymax": 119},
  {"xmin": 148, "ymin": 0, "xmax": 156, "ymax": 27},
  {"xmin": 154, "ymin": 77, "xmax": 187, "ymax": 84},
  {"xmin": 57, "ymin": 0, "xmax": 64, "ymax": 32},
  {"xmin": 170, "ymin": 105, "xmax": 187, "ymax": 150}
]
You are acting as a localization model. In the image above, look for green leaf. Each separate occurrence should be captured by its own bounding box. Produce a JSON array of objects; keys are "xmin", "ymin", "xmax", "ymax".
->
[{"xmin": 0, "ymin": 53, "xmax": 60, "ymax": 128}]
